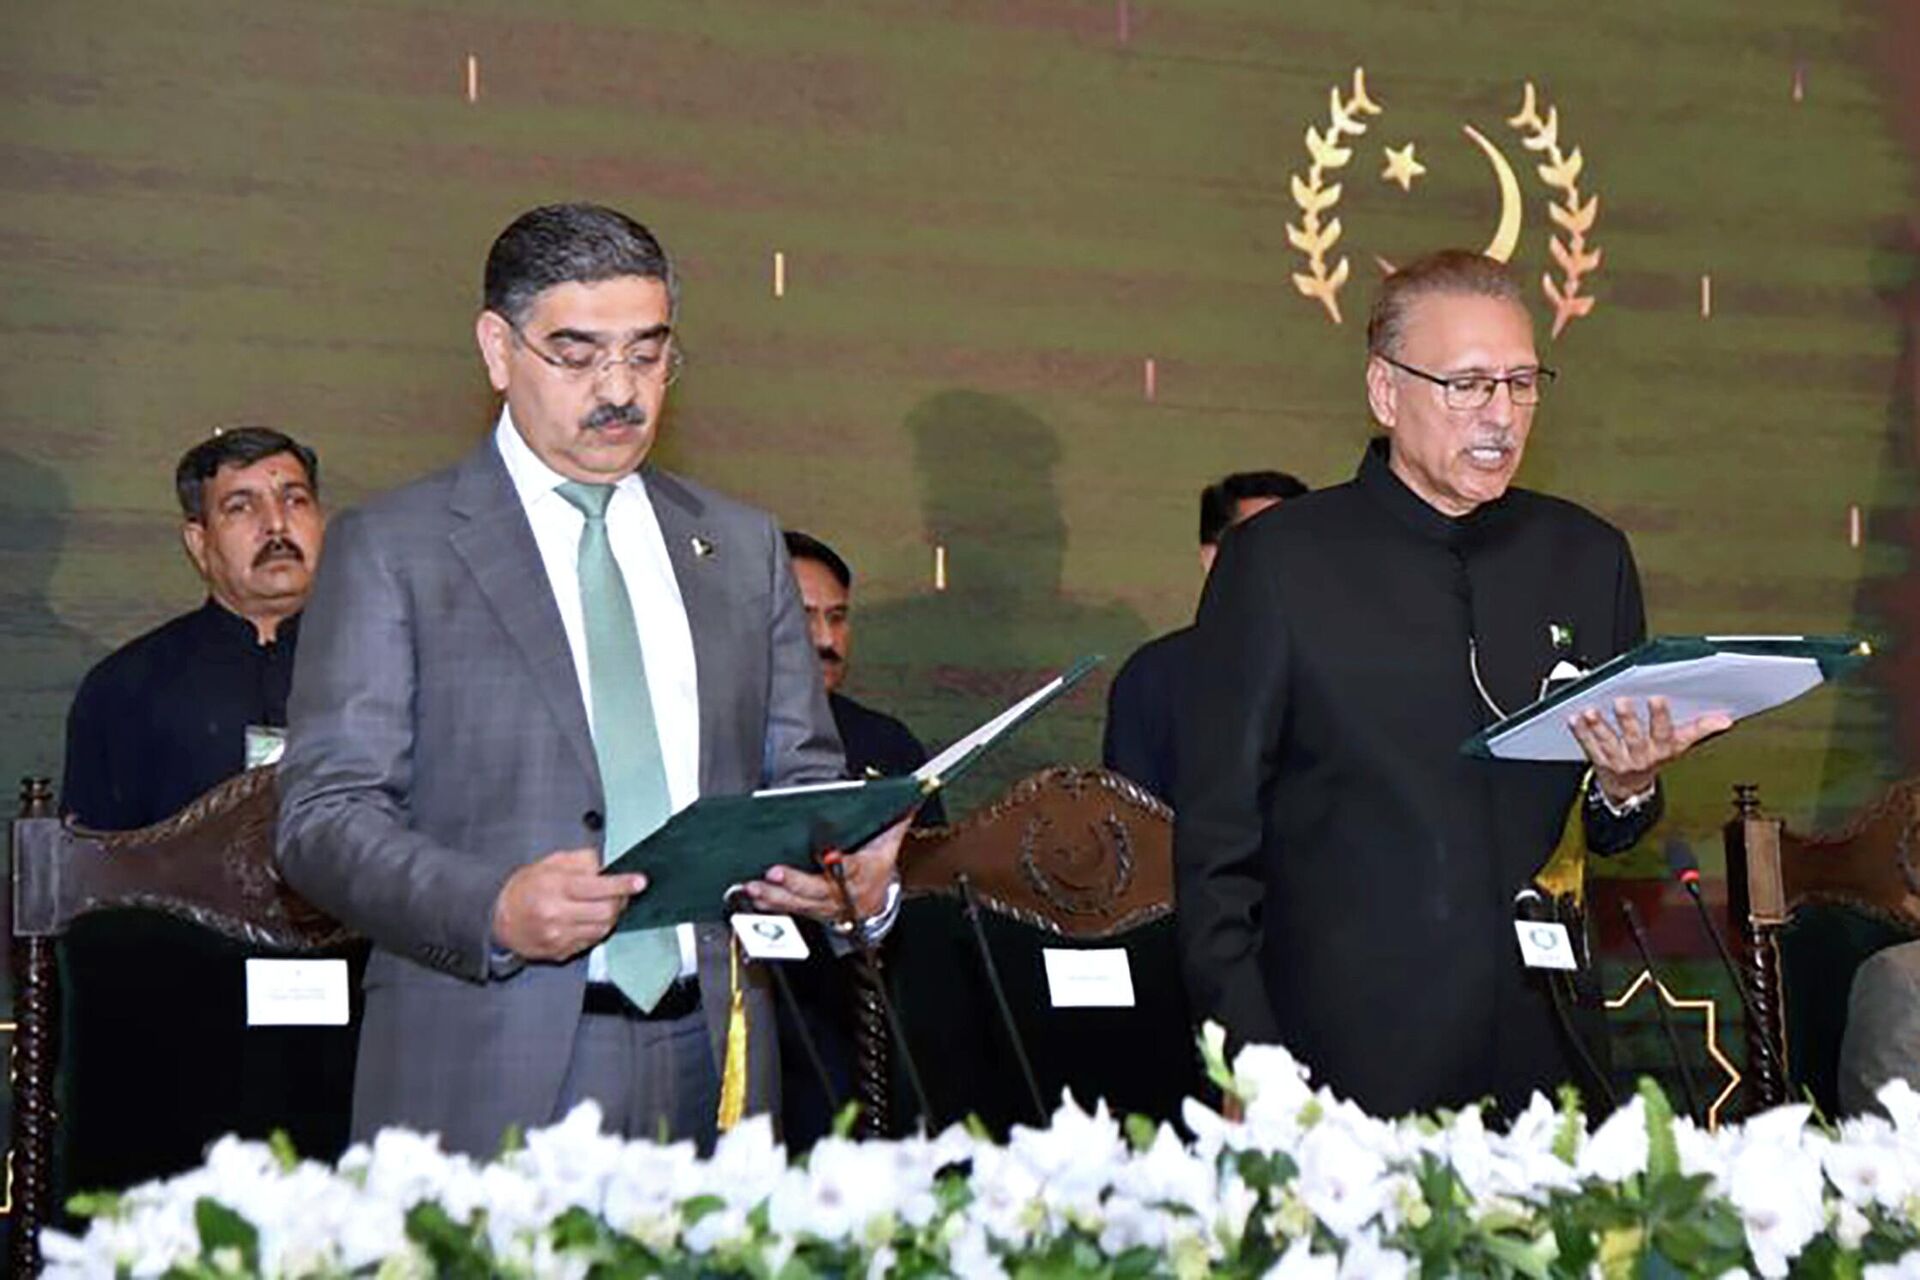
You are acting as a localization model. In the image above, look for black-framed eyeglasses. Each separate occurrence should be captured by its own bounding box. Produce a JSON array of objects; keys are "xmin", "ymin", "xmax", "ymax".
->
[
  {"xmin": 1378, "ymin": 354, "xmax": 1555, "ymax": 410},
  {"xmin": 511, "ymin": 323, "xmax": 685, "ymax": 387}
]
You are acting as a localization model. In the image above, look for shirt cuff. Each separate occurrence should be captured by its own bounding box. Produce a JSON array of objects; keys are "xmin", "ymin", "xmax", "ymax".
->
[
  {"xmin": 832, "ymin": 876, "xmax": 903, "ymax": 947},
  {"xmin": 1590, "ymin": 774, "xmax": 1657, "ymax": 819},
  {"xmin": 487, "ymin": 944, "xmax": 524, "ymax": 979}
]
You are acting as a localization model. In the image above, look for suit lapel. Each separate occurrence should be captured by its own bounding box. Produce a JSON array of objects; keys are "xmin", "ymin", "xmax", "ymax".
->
[
  {"xmin": 645, "ymin": 466, "xmax": 731, "ymax": 796},
  {"xmin": 447, "ymin": 442, "xmax": 603, "ymax": 794}
]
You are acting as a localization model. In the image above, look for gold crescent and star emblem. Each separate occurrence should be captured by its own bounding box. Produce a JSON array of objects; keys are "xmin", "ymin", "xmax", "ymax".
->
[{"xmin": 1287, "ymin": 69, "xmax": 1604, "ymax": 338}]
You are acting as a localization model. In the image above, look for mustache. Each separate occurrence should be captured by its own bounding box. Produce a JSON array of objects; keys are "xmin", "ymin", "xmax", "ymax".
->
[
  {"xmin": 582, "ymin": 402, "xmax": 649, "ymax": 432},
  {"xmin": 816, "ymin": 646, "xmax": 844, "ymax": 666},
  {"xmin": 253, "ymin": 537, "xmax": 305, "ymax": 568},
  {"xmin": 1465, "ymin": 433, "xmax": 1516, "ymax": 450}
]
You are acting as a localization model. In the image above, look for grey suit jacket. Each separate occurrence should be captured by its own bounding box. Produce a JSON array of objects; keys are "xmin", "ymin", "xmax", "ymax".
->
[{"xmin": 276, "ymin": 437, "xmax": 844, "ymax": 1156}]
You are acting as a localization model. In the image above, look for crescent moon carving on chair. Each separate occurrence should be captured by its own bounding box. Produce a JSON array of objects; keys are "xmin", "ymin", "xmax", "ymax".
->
[{"xmin": 1463, "ymin": 123, "xmax": 1522, "ymax": 263}]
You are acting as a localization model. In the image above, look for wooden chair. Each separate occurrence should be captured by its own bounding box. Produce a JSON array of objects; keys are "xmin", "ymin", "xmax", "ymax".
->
[
  {"xmin": 7, "ymin": 769, "xmax": 356, "ymax": 1278},
  {"xmin": 1723, "ymin": 779, "xmax": 1920, "ymax": 1115},
  {"xmin": 856, "ymin": 766, "xmax": 1198, "ymax": 1137}
]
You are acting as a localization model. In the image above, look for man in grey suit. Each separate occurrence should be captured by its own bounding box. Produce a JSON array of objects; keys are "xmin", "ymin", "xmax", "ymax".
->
[{"xmin": 278, "ymin": 203, "xmax": 904, "ymax": 1156}]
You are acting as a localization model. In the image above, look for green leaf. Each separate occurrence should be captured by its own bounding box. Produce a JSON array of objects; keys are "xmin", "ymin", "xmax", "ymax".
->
[
  {"xmin": 194, "ymin": 1198, "xmax": 260, "ymax": 1274},
  {"xmin": 1124, "ymin": 1114, "xmax": 1157, "ymax": 1152},
  {"xmin": 1637, "ymin": 1078, "xmax": 1678, "ymax": 1184},
  {"xmin": 830, "ymin": 1100, "xmax": 863, "ymax": 1138},
  {"xmin": 404, "ymin": 1201, "xmax": 493, "ymax": 1280},
  {"xmin": 267, "ymin": 1129, "xmax": 300, "ymax": 1173},
  {"xmin": 1479, "ymin": 1231, "xmax": 1553, "ymax": 1279},
  {"xmin": 681, "ymin": 1193, "xmax": 727, "ymax": 1225},
  {"xmin": 1554, "ymin": 1084, "xmax": 1585, "ymax": 1165},
  {"xmin": 65, "ymin": 1190, "xmax": 125, "ymax": 1220},
  {"xmin": 551, "ymin": 1205, "xmax": 605, "ymax": 1251}
]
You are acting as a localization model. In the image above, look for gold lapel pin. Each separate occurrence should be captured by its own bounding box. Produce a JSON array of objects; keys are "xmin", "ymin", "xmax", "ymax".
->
[{"xmin": 690, "ymin": 535, "xmax": 715, "ymax": 558}]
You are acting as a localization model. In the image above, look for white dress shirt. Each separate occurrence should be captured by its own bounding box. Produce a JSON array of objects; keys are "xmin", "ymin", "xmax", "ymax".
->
[{"xmin": 494, "ymin": 410, "xmax": 702, "ymax": 979}]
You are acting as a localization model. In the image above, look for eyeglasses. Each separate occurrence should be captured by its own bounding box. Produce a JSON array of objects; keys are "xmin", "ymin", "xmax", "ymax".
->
[
  {"xmin": 511, "ymin": 323, "xmax": 685, "ymax": 387},
  {"xmin": 1378, "ymin": 354, "xmax": 1555, "ymax": 410}
]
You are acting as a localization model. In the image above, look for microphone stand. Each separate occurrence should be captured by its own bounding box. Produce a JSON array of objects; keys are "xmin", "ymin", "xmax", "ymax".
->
[
  {"xmin": 1620, "ymin": 898, "xmax": 1705, "ymax": 1125},
  {"xmin": 956, "ymin": 871, "xmax": 1048, "ymax": 1126},
  {"xmin": 817, "ymin": 843, "xmax": 935, "ymax": 1132}
]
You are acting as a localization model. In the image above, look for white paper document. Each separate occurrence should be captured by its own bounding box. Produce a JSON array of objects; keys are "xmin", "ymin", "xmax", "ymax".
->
[
  {"xmin": 1483, "ymin": 652, "xmax": 1824, "ymax": 762},
  {"xmin": 917, "ymin": 669, "xmax": 1073, "ymax": 784},
  {"xmin": 1042, "ymin": 948, "xmax": 1136, "ymax": 1008},
  {"xmin": 245, "ymin": 958, "xmax": 350, "ymax": 1026}
]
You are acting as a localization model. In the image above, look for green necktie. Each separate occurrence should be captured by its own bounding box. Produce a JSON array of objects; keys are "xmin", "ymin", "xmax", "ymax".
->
[{"xmin": 556, "ymin": 481, "xmax": 680, "ymax": 1012}]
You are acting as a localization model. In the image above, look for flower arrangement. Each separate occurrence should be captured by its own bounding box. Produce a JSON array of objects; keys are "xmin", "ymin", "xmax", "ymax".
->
[{"xmin": 44, "ymin": 1027, "xmax": 1920, "ymax": 1278}]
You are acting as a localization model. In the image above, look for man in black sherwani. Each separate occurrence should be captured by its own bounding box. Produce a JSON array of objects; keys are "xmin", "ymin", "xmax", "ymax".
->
[{"xmin": 1175, "ymin": 250, "xmax": 1730, "ymax": 1118}]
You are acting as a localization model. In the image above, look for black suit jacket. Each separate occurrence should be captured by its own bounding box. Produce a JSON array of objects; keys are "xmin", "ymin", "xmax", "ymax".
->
[
  {"xmin": 1174, "ymin": 440, "xmax": 1657, "ymax": 1117},
  {"xmin": 1102, "ymin": 626, "xmax": 1192, "ymax": 806}
]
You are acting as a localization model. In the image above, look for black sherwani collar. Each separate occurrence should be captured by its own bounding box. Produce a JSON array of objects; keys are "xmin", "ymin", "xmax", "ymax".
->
[{"xmin": 1355, "ymin": 435, "xmax": 1513, "ymax": 551}]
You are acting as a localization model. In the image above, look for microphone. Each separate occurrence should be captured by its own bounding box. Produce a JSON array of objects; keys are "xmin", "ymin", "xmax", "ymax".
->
[
  {"xmin": 810, "ymin": 820, "xmax": 934, "ymax": 1132},
  {"xmin": 723, "ymin": 886, "xmax": 841, "ymax": 1123},
  {"xmin": 1514, "ymin": 886, "xmax": 1617, "ymax": 1109},
  {"xmin": 1619, "ymin": 898, "xmax": 1705, "ymax": 1124},
  {"xmin": 1663, "ymin": 837, "xmax": 1762, "ymax": 1025}
]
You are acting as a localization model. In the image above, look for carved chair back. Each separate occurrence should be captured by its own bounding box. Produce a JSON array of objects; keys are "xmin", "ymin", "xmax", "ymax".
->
[
  {"xmin": 861, "ymin": 767, "xmax": 1196, "ymax": 1137},
  {"xmin": 1723, "ymin": 780, "xmax": 1920, "ymax": 1114},
  {"xmin": 7, "ymin": 768, "xmax": 355, "ymax": 1277}
]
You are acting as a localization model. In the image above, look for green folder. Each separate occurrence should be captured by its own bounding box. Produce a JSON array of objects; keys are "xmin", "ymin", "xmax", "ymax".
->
[
  {"xmin": 1461, "ymin": 634, "xmax": 1869, "ymax": 762},
  {"xmin": 604, "ymin": 656, "xmax": 1099, "ymax": 929}
]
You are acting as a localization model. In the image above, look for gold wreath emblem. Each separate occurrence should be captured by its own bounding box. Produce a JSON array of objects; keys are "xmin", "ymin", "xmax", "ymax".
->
[
  {"xmin": 1286, "ymin": 68, "xmax": 1381, "ymax": 326},
  {"xmin": 1508, "ymin": 82, "xmax": 1603, "ymax": 339},
  {"xmin": 1285, "ymin": 69, "xmax": 1604, "ymax": 338}
]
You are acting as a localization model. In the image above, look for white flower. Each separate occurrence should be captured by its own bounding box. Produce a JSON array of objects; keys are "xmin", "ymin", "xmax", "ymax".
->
[
  {"xmin": 1263, "ymin": 1235, "xmax": 1340, "ymax": 1279},
  {"xmin": 948, "ymin": 1219, "xmax": 1009, "ymax": 1280},
  {"xmin": 766, "ymin": 1138, "xmax": 898, "ymax": 1243},
  {"xmin": 1866, "ymin": 1249, "xmax": 1920, "ymax": 1279},
  {"xmin": 1834, "ymin": 1200, "xmax": 1872, "ymax": 1251},
  {"xmin": 1826, "ymin": 1119, "xmax": 1912, "ymax": 1210},
  {"xmin": 1293, "ymin": 1116, "xmax": 1393, "ymax": 1240},
  {"xmin": 1577, "ymin": 1094, "xmax": 1647, "ymax": 1182},
  {"xmin": 1113, "ymin": 1124, "xmax": 1217, "ymax": 1215},
  {"xmin": 1723, "ymin": 1107, "xmax": 1822, "ymax": 1278},
  {"xmin": 681, "ymin": 1203, "xmax": 751, "ymax": 1254},
  {"xmin": 966, "ymin": 1144, "xmax": 1046, "ymax": 1246},
  {"xmin": 1880, "ymin": 1079, "xmax": 1920, "ymax": 1134},
  {"xmin": 1233, "ymin": 1042, "xmax": 1315, "ymax": 1126},
  {"xmin": 696, "ymin": 1113, "xmax": 786, "ymax": 1210},
  {"xmin": 1008, "ymin": 1092, "xmax": 1126, "ymax": 1221},
  {"xmin": 1338, "ymin": 1228, "xmax": 1414, "ymax": 1280}
]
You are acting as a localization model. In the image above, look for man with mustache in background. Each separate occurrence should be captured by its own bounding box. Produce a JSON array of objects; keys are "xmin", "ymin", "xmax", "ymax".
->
[
  {"xmin": 60, "ymin": 425, "xmax": 338, "ymax": 1195},
  {"xmin": 1176, "ymin": 251, "xmax": 1729, "ymax": 1118},
  {"xmin": 780, "ymin": 530, "xmax": 942, "ymax": 1148}
]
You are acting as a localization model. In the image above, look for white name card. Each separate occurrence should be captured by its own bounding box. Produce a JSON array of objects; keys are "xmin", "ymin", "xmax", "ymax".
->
[
  {"xmin": 245, "ymin": 959, "xmax": 350, "ymax": 1026},
  {"xmin": 1513, "ymin": 921, "xmax": 1578, "ymax": 971},
  {"xmin": 730, "ymin": 913, "xmax": 810, "ymax": 961},
  {"xmin": 1042, "ymin": 947, "xmax": 1136, "ymax": 1008}
]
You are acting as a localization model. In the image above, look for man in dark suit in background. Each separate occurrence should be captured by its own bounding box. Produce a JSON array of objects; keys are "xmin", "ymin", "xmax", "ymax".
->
[
  {"xmin": 1102, "ymin": 471, "xmax": 1306, "ymax": 805},
  {"xmin": 780, "ymin": 529, "xmax": 942, "ymax": 1146},
  {"xmin": 785, "ymin": 531, "xmax": 945, "ymax": 815},
  {"xmin": 278, "ymin": 204, "xmax": 906, "ymax": 1156},
  {"xmin": 60, "ymin": 427, "xmax": 348, "ymax": 1195}
]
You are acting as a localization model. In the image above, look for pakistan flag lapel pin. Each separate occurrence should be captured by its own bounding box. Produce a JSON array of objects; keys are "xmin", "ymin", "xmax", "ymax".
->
[
  {"xmin": 690, "ymin": 535, "xmax": 716, "ymax": 559},
  {"xmin": 1548, "ymin": 622, "xmax": 1575, "ymax": 652}
]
